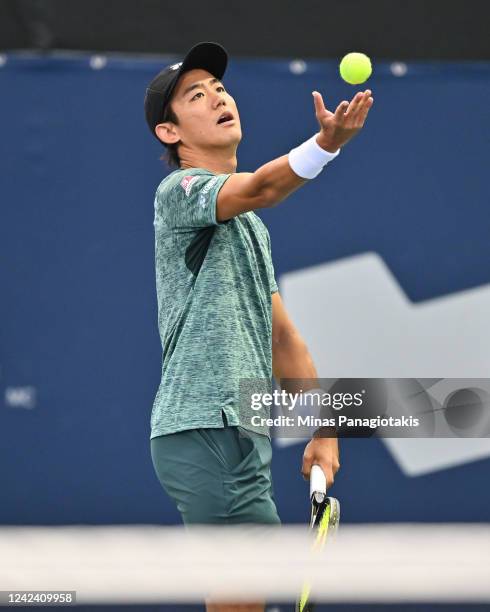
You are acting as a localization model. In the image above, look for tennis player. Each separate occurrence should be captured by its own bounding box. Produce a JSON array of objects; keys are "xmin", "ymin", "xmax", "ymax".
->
[{"xmin": 145, "ymin": 42, "xmax": 373, "ymax": 612}]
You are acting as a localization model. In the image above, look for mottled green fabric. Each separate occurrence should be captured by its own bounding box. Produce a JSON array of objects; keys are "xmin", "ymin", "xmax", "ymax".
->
[
  {"xmin": 150, "ymin": 422, "xmax": 281, "ymax": 525},
  {"xmin": 151, "ymin": 167, "xmax": 278, "ymax": 439}
]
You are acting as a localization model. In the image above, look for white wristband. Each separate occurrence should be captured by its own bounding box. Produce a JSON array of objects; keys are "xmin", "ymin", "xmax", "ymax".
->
[{"xmin": 288, "ymin": 135, "xmax": 340, "ymax": 179}]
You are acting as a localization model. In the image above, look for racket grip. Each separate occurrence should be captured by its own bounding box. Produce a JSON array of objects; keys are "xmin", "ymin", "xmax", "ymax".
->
[{"xmin": 310, "ymin": 464, "xmax": 327, "ymax": 499}]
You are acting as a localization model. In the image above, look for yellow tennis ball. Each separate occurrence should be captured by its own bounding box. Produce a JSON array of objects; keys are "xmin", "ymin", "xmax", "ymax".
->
[{"xmin": 339, "ymin": 52, "xmax": 372, "ymax": 85}]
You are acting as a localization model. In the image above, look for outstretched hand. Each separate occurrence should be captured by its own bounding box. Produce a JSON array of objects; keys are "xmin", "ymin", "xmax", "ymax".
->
[{"xmin": 313, "ymin": 89, "xmax": 374, "ymax": 153}]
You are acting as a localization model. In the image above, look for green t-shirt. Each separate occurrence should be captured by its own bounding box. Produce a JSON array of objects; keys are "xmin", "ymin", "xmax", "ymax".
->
[{"xmin": 151, "ymin": 167, "xmax": 278, "ymax": 439}]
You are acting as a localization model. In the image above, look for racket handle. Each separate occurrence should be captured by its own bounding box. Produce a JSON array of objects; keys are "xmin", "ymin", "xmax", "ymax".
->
[{"xmin": 310, "ymin": 464, "xmax": 327, "ymax": 500}]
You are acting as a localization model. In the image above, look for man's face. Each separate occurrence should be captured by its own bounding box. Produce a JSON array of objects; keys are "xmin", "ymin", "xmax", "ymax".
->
[{"xmin": 162, "ymin": 68, "xmax": 242, "ymax": 151}]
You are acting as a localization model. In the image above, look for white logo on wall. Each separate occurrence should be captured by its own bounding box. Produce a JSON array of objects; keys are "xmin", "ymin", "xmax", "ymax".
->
[
  {"xmin": 278, "ymin": 252, "xmax": 490, "ymax": 476},
  {"xmin": 5, "ymin": 386, "xmax": 37, "ymax": 409}
]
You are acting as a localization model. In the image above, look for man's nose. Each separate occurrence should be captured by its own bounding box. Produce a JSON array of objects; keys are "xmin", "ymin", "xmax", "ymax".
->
[{"xmin": 211, "ymin": 91, "xmax": 226, "ymax": 107}]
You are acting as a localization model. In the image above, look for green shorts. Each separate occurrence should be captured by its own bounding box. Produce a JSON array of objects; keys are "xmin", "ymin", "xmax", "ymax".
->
[{"xmin": 150, "ymin": 419, "xmax": 281, "ymax": 525}]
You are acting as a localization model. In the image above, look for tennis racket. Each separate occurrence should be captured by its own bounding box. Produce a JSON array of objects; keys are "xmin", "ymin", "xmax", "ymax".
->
[{"xmin": 296, "ymin": 464, "xmax": 340, "ymax": 612}]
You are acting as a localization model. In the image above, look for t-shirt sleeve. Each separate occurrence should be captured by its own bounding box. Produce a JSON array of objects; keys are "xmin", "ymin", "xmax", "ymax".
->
[
  {"xmin": 158, "ymin": 172, "xmax": 232, "ymax": 230},
  {"xmin": 265, "ymin": 230, "xmax": 278, "ymax": 294}
]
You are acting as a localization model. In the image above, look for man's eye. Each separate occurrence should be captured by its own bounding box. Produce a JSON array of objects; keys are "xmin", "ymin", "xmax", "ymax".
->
[{"xmin": 191, "ymin": 86, "xmax": 226, "ymax": 101}]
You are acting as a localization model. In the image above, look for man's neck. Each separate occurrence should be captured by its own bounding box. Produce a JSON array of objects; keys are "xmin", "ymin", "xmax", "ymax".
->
[{"xmin": 179, "ymin": 149, "xmax": 237, "ymax": 175}]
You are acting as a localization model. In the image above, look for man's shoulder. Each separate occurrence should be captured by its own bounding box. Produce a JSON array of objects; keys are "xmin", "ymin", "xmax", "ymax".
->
[{"xmin": 156, "ymin": 168, "xmax": 215, "ymax": 200}]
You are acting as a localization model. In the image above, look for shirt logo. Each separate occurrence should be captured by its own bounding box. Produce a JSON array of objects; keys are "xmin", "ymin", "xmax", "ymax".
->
[
  {"xmin": 180, "ymin": 175, "xmax": 199, "ymax": 197},
  {"xmin": 198, "ymin": 176, "xmax": 219, "ymax": 208}
]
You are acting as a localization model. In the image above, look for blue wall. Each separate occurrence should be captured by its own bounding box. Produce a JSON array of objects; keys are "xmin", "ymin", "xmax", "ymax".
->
[{"xmin": 1, "ymin": 54, "xmax": 489, "ymax": 524}]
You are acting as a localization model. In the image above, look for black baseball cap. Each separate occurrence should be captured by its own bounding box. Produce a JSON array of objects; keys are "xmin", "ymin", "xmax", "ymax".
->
[{"xmin": 144, "ymin": 41, "xmax": 228, "ymax": 142}]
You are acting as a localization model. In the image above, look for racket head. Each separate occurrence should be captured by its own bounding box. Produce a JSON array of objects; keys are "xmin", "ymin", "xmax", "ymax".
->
[
  {"xmin": 297, "ymin": 497, "xmax": 341, "ymax": 612},
  {"xmin": 312, "ymin": 496, "xmax": 340, "ymax": 546}
]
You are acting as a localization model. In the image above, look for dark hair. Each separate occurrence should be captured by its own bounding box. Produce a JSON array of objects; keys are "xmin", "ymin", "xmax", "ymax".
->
[{"xmin": 160, "ymin": 103, "xmax": 181, "ymax": 169}]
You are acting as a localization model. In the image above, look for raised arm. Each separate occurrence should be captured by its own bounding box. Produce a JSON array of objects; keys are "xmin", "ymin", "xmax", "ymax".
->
[{"xmin": 216, "ymin": 89, "xmax": 373, "ymax": 221}]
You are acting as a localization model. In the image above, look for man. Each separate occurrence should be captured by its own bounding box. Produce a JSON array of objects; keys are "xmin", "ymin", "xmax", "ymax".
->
[{"xmin": 144, "ymin": 41, "xmax": 373, "ymax": 611}]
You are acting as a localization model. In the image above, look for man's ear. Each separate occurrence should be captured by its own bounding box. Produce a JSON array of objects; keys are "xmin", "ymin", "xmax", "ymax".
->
[{"xmin": 155, "ymin": 122, "xmax": 180, "ymax": 145}]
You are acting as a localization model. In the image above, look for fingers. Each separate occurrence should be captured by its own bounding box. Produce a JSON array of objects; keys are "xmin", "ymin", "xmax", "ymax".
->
[
  {"xmin": 344, "ymin": 90, "xmax": 365, "ymax": 117},
  {"xmin": 301, "ymin": 453, "xmax": 313, "ymax": 480},
  {"xmin": 344, "ymin": 89, "xmax": 373, "ymax": 126},
  {"xmin": 313, "ymin": 88, "xmax": 374, "ymax": 134},
  {"xmin": 318, "ymin": 459, "xmax": 340, "ymax": 489},
  {"xmin": 312, "ymin": 90, "xmax": 328, "ymax": 117},
  {"xmin": 357, "ymin": 94, "xmax": 374, "ymax": 124},
  {"xmin": 344, "ymin": 89, "xmax": 370, "ymax": 117},
  {"xmin": 334, "ymin": 100, "xmax": 349, "ymax": 122}
]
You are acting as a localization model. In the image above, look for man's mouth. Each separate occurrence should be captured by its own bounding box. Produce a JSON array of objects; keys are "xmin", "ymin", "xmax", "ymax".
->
[{"xmin": 217, "ymin": 111, "xmax": 234, "ymax": 124}]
